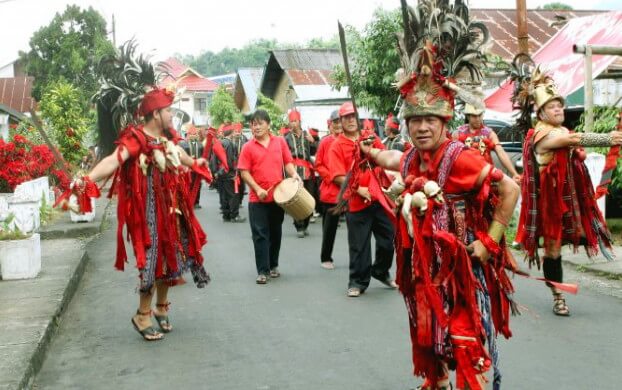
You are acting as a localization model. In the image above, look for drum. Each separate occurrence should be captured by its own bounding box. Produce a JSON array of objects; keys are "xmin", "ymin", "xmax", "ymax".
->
[{"xmin": 273, "ymin": 178, "xmax": 316, "ymax": 220}]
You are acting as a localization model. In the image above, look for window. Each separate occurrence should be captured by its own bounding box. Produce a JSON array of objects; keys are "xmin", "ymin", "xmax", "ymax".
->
[{"xmin": 195, "ymin": 97, "xmax": 207, "ymax": 112}]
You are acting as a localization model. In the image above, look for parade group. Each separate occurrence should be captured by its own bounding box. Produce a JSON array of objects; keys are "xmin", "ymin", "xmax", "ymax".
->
[{"xmin": 62, "ymin": 3, "xmax": 622, "ymax": 389}]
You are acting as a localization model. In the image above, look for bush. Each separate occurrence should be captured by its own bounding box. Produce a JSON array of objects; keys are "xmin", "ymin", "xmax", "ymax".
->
[{"xmin": 0, "ymin": 134, "xmax": 71, "ymax": 193}]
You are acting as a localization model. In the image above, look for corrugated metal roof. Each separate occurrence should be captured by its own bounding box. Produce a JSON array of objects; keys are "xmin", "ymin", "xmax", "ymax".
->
[
  {"xmin": 0, "ymin": 77, "xmax": 36, "ymax": 113},
  {"xmin": 209, "ymin": 73, "xmax": 237, "ymax": 85},
  {"xmin": 237, "ymin": 67, "xmax": 264, "ymax": 111},
  {"xmin": 471, "ymin": 9, "xmax": 606, "ymax": 60},
  {"xmin": 272, "ymin": 49, "xmax": 342, "ymax": 71},
  {"xmin": 292, "ymin": 85, "xmax": 348, "ymax": 102}
]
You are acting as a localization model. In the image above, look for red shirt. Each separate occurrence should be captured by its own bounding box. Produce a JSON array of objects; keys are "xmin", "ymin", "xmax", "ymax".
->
[
  {"xmin": 237, "ymin": 135, "xmax": 294, "ymax": 203},
  {"xmin": 400, "ymin": 140, "xmax": 488, "ymax": 194},
  {"xmin": 315, "ymin": 135, "xmax": 339, "ymax": 203},
  {"xmin": 328, "ymin": 131, "xmax": 385, "ymax": 212}
]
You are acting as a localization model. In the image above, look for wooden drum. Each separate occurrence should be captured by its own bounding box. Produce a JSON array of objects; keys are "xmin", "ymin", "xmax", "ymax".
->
[{"xmin": 273, "ymin": 178, "xmax": 316, "ymax": 220}]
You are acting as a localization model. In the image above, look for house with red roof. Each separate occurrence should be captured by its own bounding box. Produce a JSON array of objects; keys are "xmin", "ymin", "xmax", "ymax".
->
[{"xmin": 160, "ymin": 58, "xmax": 219, "ymax": 126}]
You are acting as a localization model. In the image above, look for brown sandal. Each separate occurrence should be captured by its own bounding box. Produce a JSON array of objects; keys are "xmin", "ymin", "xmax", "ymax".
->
[
  {"xmin": 154, "ymin": 302, "xmax": 172, "ymax": 333},
  {"xmin": 553, "ymin": 293, "xmax": 570, "ymax": 316},
  {"xmin": 131, "ymin": 310, "xmax": 164, "ymax": 341}
]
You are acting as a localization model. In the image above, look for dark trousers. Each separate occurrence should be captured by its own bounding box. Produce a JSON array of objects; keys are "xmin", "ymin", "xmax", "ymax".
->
[
  {"xmin": 216, "ymin": 178, "xmax": 226, "ymax": 215},
  {"xmin": 238, "ymin": 180, "xmax": 246, "ymax": 206},
  {"xmin": 220, "ymin": 178, "xmax": 241, "ymax": 219},
  {"xmin": 293, "ymin": 179, "xmax": 314, "ymax": 231},
  {"xmin": 320, "ymin": 202, "xmax": 340, "ymax": 263},
  {"xmin": 191, "ymin": 173, "xmax": 201, "ymax": 205},
  {"xmin": 249, "ymin": 202, "xmax": 285, "ymax": 275},
  {"xmin": 345, "ymin": 202, "xmax": 395, "ymax": 290}
]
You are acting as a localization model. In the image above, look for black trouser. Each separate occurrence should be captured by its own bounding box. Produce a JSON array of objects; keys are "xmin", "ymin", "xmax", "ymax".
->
[
  {"xmin": 238, "ymin": 180, "xmax": 246, "ymax": 206},
  {"xmin": 216, "ymin": 177, "xmax": 226, "ymax": 216},
  {"xmin": 249, "ymin": 202, "xmax": 285, "ymax": 276},
  {"xmin": 345, "ymin": 202, "xmax": 395, "ymax": 290},
  {"xmin": 191, "ymin": 173, "xmax": 201, "ymax": 205},
  {"xmin": 320, "ymin": 202, "xmax": 340, "ymax": 263},
  {"xmin": 293, "ymin": 179, "xmax": 314, "ymax": 231},
  {"xmin": 220, "ymin": 178, "xmax": 241, "ymax": 219}
]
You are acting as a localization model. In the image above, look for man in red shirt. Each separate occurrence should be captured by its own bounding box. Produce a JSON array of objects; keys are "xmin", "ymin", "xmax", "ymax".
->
[
  {"xmin": 238, "ymin": 109, "xmax": 301, "ymax": 284},
  {"xmin": 315, "ymin": 110, "xmax": 343, "ymax": 270},
  {"xmin": 328, "ymin": 102, "xmax": 396, "ymax": 297},
  {"xmin": 361, "ymin": 42, "xmax": 520, "ymax": 389}
]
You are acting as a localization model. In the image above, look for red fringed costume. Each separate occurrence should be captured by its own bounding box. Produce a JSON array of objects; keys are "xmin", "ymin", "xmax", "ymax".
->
[
  {"xmin": 516, "ymin": 122, "xmax": 613, "ymax": 263},
  {"xmin": 111, "ymin": 125, "xmax": 210, "ymax": 291},
  {"xmin": 396, "ymin": 140, "xmax": 516, "ymax": 390},
  {"xmin": 454, "ymin": 124, "xmax": 496, "ymax": 164}
]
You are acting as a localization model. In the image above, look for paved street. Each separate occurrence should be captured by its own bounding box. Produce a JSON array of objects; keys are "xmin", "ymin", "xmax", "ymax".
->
[{"xmin": 35, "ymin": 188, "xmax": 622, "ymax": 390}]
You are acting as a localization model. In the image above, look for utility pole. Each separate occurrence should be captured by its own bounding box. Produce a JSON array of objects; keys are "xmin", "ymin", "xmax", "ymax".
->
[
  {"xmin": 516, "ymin": 0, "xmax": 529, "ymax": 54},
  {"xmin": 112, "ymin": 14, "xmax": 116, "ymax": 46}
]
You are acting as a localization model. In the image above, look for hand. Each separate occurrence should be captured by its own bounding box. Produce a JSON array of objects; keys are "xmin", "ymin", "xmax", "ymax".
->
[
  {"xmin": 359, "ymin": 141, "xmax": 371, "ymax": 155},
  {"xmin": 305, "ymin": 133, "xmax": 315, "ymax": 143},
  {"xmin": 257, "ymin": 188, "xmax": 268, "ymax": 200},
  {"xmin": 611, "ymin": 130, "xmax": 622, "ymax": 145},
  {"xmin": 195, "ymin": 158, "xmax": 207, "ymax": 167},
  {"xmin": 357, "ymin": 186, "xmax": 372, "ymax": 202},
  {"xmin": 512, "ymin": 173, "xmax": 522, "ymax": 185},
  {"xmin": 467, "ymin": 240, "xmax": 490, "ymax": 265},
  {"xmin": 292, "ymin": 173, "xmax": 302, "ymax": 185}
]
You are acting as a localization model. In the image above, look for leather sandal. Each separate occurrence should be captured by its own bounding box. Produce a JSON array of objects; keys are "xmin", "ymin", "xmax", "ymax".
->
[
  {"xmin": 154, "ymin": 302, "xmax": 173, "ymax": 333},
  {"xmin": 131, "ymin": 310, "xmax": 163, "ymax": 341},
  {"xmin": 553, "ymin": 293, "xmax": 570, "ymax": 316}
]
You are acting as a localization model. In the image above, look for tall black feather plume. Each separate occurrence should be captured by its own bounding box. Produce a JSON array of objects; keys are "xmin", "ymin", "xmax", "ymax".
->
[
  {"xmin": 396, "ymin": 0, "xmax": 490, "ymax": 107},
  {"xmin": 508, "ymin": 53, "xmax": 536, "ymax": 135},
  {"xmin": 92, "ymin": 39, "xmax": 171, "ymax": 156}
]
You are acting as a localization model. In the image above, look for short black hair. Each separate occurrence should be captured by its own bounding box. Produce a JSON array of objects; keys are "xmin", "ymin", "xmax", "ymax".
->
[{"xmin": 250, "ymin": 109, "xmax": 271, "ymax": 124}]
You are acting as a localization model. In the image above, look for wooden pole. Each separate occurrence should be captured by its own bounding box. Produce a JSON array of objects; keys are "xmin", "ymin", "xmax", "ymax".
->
[{"xmin": 516, "ymin": 0, "xmax": 529, "ymax": 54}]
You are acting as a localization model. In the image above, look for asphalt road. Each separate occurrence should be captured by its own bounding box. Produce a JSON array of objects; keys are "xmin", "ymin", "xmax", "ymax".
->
[{"xmin": 35, "ymin": 188, "xmax": 622, "ymax": 390}]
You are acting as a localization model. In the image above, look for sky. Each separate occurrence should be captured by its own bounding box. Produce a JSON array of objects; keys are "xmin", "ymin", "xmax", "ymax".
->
[{"xmin": 1, "ymin": 0, "xmax": 621, "ymax": 66}]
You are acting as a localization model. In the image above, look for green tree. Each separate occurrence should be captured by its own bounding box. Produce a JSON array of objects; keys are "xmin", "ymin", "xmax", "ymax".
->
[
  {"xmin": 38, "ymin": 80, "xmax": 89, "ymax": 165},
  {"xmin": 332, "ymin": 8, "xmax": 402, "ymax": 116},
  {"xmin": 19, "ymin": 4, "xmax": 115, "ymax": 112},
  {"xmin": 575, "ymin": 105, "xmax": 622, "ymax": 192},
  {"xmin": 540, "ymin": 2, "xmax": 573, "ymax": 10},
  {"xmin": 208, "ymin": 86, "xmax": 243, "ymax": 127},
  {"xmin": 183, "ymin": 39, "xmax": 279, "ymax": 76},
  {"xmin": 255, "ymin": 93, "xmax": 285, "ymax": 133}
]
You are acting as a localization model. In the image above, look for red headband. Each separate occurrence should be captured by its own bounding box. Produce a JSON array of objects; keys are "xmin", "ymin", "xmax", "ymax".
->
[
  {"xmin": 139, "ymin": 88, "xmax": 174, "ymax": 117},
  {"xmin": 288, "ymin": 110, "xmax": 301, "ymax": 121}
]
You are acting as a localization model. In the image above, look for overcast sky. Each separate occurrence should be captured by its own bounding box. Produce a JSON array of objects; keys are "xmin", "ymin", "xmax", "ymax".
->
[{"xmin": 1, "ymin": 0, "xmax": 621, "ymax": 65}]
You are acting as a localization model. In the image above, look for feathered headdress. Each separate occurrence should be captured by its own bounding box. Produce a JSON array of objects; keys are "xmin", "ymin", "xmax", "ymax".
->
[
  {"xmin": 395, "ymin": 0, "xmax": 490, "ymax": 119},
  {"xmin": 92, "ymin": 39, "xmax": 172, "ymax": 156},
  {"xmin": 508, "ymin": 53, "xmax": 564, "ymax": 134}
]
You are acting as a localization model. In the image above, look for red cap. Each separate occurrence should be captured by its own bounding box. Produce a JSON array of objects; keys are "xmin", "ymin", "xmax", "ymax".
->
[
  {"xmin": 288, "ymin": 109, "xmax": 301, "ymax": 121},
  {"xmin": 233, "ymin": 122, "xmax": 243, "ymax": 133},
  {"xmin": 362, "ymin": 119, "xmax": 374, "ymax": 130},
  {"xmin": 139, "ymin": 88, "xmax": 174, "ymax": 117},
  {"xmin": 308, "ymin": 128, "xmax": 319, "ymax": 137},
  {"xmin": 338, "ymin": 102, "xmax": 356, "ymax": 117},
  {"xmin": 385, "ymin": 113, "xmax": 400, "ymax": 130}
]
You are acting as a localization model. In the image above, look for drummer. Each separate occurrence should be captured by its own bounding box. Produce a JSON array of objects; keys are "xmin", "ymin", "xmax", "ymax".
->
[{"xmin": 238, "ymin": 109, "xmax": 302, "ymax": 284}]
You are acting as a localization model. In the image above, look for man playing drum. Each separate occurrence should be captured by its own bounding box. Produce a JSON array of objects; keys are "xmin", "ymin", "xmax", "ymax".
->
[{"xmin": 238, "ymin": 109, "xmax": 301, "ymax": 284}]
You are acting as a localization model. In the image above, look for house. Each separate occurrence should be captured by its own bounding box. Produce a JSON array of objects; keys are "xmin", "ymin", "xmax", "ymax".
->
[
  {"xmin": 259, "ymin": 49, "xmax": 373, "ymax": 133},
  {"xmin": 234, "ymin": 67, "xmax": 264, "ymax": 115},
  {"xmin": 486, "ymin": 11, "xmax": 622, "ymax": 112},
  {"xmin": 0, "ymin": 58, "xmax": 36, "ymax": 120},
  {"xmin": 471, "ymin": 9, "xmax": 606, "ymax": 61},
  {"xmin": 208, "ymin": 73, "xmax": 237, "ymax": 92},
  {"xmin": 159, "ymin": 58, "xmax": 219, "ymax": 126}
]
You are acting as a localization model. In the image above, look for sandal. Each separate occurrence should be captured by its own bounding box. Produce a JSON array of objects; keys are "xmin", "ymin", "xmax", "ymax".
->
[
  {"xmin": 347, "ymin": 287, "xmax": 361, "ymax": 297},
  {"xmin": 269, "ymin": 268, "xmax": 280, "ymax": 278},
  {"xmin": 131, "ymin": 310, "xmax": 163, "ymax": 341},
  {"xmin": 553, "ymin": 293, "xmax": 570, "ymax": 316},
  {"xmin": 256, "ymin": 274, "xmax": 268, "ymax": 284},
  {"xmin": 154, "ymin": 302, "xmax": 173, "ymax": 333}
]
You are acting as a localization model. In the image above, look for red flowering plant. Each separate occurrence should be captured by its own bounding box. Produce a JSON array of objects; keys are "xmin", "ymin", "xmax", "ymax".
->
[{"xmin": 0, "ymin": 134, "xmax": 71, "ymax": 194}]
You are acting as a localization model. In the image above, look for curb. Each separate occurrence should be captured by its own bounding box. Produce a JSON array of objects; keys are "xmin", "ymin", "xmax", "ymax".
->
[
  {"xmin": 562, "ymin": 259, "xmax": 622, "ymax": 281},
  {"xmin": 16, "ymin": 200, "xmax": 112, "ymax": 390},
  {"xmin": 18, "ymin": 251, "xmax": 90, "ymax": 390}
]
